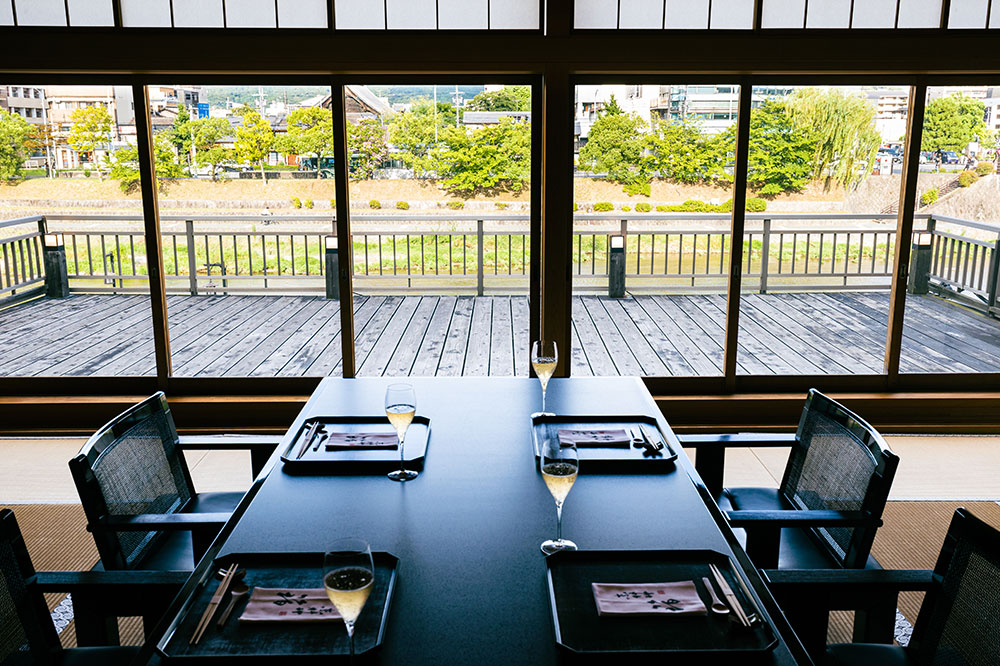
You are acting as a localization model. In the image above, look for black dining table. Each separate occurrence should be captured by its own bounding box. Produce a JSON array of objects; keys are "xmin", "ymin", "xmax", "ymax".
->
[{"xmin": 138, "ymin": 376, "xmax": 813, "ymax": 665}]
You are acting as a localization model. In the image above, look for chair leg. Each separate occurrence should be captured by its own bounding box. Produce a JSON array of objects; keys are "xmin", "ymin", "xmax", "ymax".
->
[
  {"xmin": 191, "ymin": 526, "xmax": 218, "ymax": 564},
  {"xmin": 72, "ymin": 591, "xmax": 120, "ymax": 647},
  {"xmin": 854, "ymin": 598, "xmax": 898, "ymax": 644},
  {"xmin": 784, "ymin": 601, "xmax": 829, "ymax": 657},
  {"xmin": 746, "ymin": 526, "xmax": 781, "ymax": 569},
  {"xmin": 694, "ymin": 444, "xmax": 725, "ymax": 499}
]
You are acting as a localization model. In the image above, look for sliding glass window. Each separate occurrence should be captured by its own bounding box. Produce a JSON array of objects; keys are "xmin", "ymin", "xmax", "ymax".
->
[
  {"xmin": 737, "ymin": 84, "xmax": 906, "ymax": 375},
  {"xmin": 0, "ymin": 83, "xmax": 156, "ymax": 378},
  {"xmin": 348, "ymin": 83, "xmax": 533, "ymax": 377},
  {"xmin": 901, "ymin": 84, "xmax": 1000, "ymax": 374},
  {"xmin": 149, "ymin": 83, "xmax": 343, "ymax": 378},
  {"xmin": 571, "ymin": 83, "xmax": 738, "ymax": 377}
]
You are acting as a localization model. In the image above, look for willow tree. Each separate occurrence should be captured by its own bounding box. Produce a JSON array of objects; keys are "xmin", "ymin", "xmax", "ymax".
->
[{"xmin": 787, "ymin": 87, "xmax": 881, "ymax": 190}]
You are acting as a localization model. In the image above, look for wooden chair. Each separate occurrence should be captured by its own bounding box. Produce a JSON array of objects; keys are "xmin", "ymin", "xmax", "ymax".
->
[
  {"xmin": 679, "ymin": 389, "xmax": 899, "ymax": 571},
  {"xmin": 70, "ymin": 391, "xmax": 278, "ymax": 573},
  {"xmin": 766, "ymin": 508, "xmax": 999, "ymax": 663},
  {"xmin": 0, "ymin": 507, "xmax": 187, "ymax": 665}
]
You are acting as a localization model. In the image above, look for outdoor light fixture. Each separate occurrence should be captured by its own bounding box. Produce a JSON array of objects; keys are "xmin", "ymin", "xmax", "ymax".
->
[
  {"xmin": 43, "ymin": 233, "xmax": 64, "ymax": 248},
  {"xmin": 610, "ymin": 234, "xmax": 625, "ymax": 249},
  {"xmin": 325, "ymin": 235, "xmax": 338, "ymax": 251}
]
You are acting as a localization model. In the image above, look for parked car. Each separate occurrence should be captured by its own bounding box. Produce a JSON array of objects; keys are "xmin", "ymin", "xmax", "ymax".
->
[
  {"xmin": 919, "ymin": 151, "xmax": 935, "ymax": 163},
  {"xmin": 942, "ymin": 151, "xmax": 961, "ymax": 164}
]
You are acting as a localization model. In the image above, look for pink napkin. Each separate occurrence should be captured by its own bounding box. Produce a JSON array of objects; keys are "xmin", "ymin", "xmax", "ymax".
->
[
  {"xmin": 592, "ymin": 581, "xmax": 708, "ymax": 616},
  {"xmin": 325, "ymin": 432, "xmax": 398, "ymax": 450},
  {"xmin": 557, "ymin": 428, "xmax": 630, "ymax": 448},
  {"xmin": 239, "ymin": 588, "xmax": 342, "ymax": 623}
]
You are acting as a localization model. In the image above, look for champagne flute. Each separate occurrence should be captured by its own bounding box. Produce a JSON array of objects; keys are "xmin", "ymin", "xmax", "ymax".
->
[
  {"xmin": 539, "ymin": 438, "xmax": 578, "ymax": 555},
  {"xmin": 323, "ymin": 538, "xmax": 375, "ymax": 659},
  {"xmin": 385, "ymin": 383, "xmax": 418, "ymax": 482},
  {"xmin": 531, "ymin": 340, "xmax": 558, "ymax": 415}
]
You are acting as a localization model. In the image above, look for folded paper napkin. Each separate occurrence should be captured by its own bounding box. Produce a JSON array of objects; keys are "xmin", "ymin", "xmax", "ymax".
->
[
  {"xmin": 592, "ymin": 581, "xmax": 708, "ymax": 616},
  {"xmin": 557, "ymin": 428, "xmax": 630, "ymax": 448},
  {"xmin": 239, "ymin": 588, "xmax": 342, "ymax": 623},
  {"xmin": 325, "ymin": 432, "xmax": 399, "ymax": 450}
]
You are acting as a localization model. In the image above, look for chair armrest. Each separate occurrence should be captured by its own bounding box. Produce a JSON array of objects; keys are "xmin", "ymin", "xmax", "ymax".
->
[
  {"xmin": 764, "ymin": 568, "xmax": 937, "ymax": 594},
  {"xmin": 726, "ymin": 509, "xmax": 878, "ymax": 528},
  {"xmin": 177, "ymin": 435, "xmax": 280, "ymax": 478},
  {"xmin": 177, "ymin": 434, "xmax": 281, "ymax": 451},
  {"xmin": 97, "ymin": 512, "xmax": 231, "ymax": 532},
  {"xmin": 678, "ymin": 433, "xmax": 798, "ymax": 448},
  {"xmin": 34, "ymin": 570, "xmax": 190, "ymax": 593}
]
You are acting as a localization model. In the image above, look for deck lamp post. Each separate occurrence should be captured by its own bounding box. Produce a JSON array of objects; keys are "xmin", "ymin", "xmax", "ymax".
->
[
  {"xmin": 42, "ymin": 232, "xmax": 69, "ymax": 298},
  {"xmin": 609, "ymin": 234, "xmax": 626, "ymax": 298},
  {"xmin": 325, "ymin": 235, "xmax": 339, "ymax": 300}
]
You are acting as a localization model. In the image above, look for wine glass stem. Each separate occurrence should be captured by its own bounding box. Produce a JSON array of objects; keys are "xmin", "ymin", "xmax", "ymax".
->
[
  {"xmin": 555, "ymin": 502, "xmax": 563, "ymax": 542},
  {"xmin": 397, "ymin": 432, "xmax": 406, "ymax": 472},
  {"xmin": 541, "ymin": 387, "xmax": 546, "ymax": 414},
  {"xmin": 345, "ymin": 622, "xmax": 356, "ymax": 663}
]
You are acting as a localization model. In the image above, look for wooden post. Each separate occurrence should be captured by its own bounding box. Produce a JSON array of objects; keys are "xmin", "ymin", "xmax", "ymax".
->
[
  {"xmin": 723, "ymin": 82, "xmax": 754, "ymax": 390},
  {"xmin": 185, "ymin": 220, "xmax": 198, "ymax": 296},
  {"xmin": 325, "ymin": 237, "xmax": 340, "ymax": 300},
  {"xmin": 759, "ymin": 218, "xmax": 771, "ymax": 294},
  {"xmin": 987, "ymin": 232, "xmax": 1000, "ymax": 310},
  {"xmin": 541, "ymin": 64, "xmax": 574, "ymax": 377},
  {"xmin": 529, "ymin": 79, "xmax": 542, "ymax": 378},
  {"xmin": 884, "ymin": 84, "xmax": 927, "ymax": 383},
  {"xmin": 330, "ymin": 78, "xmax": 356, "ymax": 377},
  {"xmin": 477, "ymin": 219, "xmax": 485, "ymax": 296},
  {"xmin": 133, "ymin": 83, "xmax": 172, "ymax": 387},
  {"xmin": 608, "ymin": 235, "xmax": 626, "ymax": 298}
]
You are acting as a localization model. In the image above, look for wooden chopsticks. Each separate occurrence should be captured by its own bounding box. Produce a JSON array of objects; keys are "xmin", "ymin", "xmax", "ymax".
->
[
  {"xmin": 191, "ymin": 562, "xmax": 238, "ymax": 644},
  {"xmin": 709, "ymin": 563, "xmax": 752, "ymax": 628}
]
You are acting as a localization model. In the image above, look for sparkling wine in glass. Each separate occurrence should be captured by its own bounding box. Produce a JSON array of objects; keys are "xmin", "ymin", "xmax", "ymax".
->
[
  {"xmin": 531, "ymin": 340, "xmax": 558, "ymax": 415},
  {"xmin": 385, "ymin": 383, "xmax": 418, "ymax": 482},
  {"xmin": 323, "ymin": 538, "xmax": 375, "ymax": 659},
  {"xmin": 540, "ymin": 438, "xmax": 578, "ymax": 555}
]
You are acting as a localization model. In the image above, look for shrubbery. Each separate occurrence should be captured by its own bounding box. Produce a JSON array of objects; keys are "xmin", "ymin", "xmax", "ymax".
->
[
  {"xmin": 593, "ymin": 202, "xmax": 614, "ymax": 212},
  {"xmin": 304, "ymin": 198, "xmax": 314, "ymax": 209},
  {"xmin": 621, "ymin": 205, "xmax": 631, "ymax": 212},
  {"xmin": 369, "ymin": 199, "xmax": 381, "ymax": 209},
  {"xmin": 959, "ymin": 171, "xmax": 978, "ymax": 187},
  {"xmin": 635, "ymin": 202, "xmax": 652, "ymax": 212},
  {"xmin": 291, "ymin": 196, "xmax": 302, "ymax": 209},
  {"xmin": 329, "ymin": 199, "xmax": 336, "ymax": 209},
  {"xmin": 495, "ymin": 202, "xmax": 508, "ymax": 209},
  {"xmin": 647, "ymin": 198, "xmax": 768, "ymax": 213},
  {"xmin": 447, "ymin": 200, "xmax": 464, "ymax": 210},
  {"xmin": 396, "ymin": 201, "xmax": 410, "ymax": 210},
  {"xmin": 920, "ymin": 188, "xmax": 939, "ymax": 206},
  {"xmin": 745, "ymin": 197, "xmax": 768, "ymax": 212},
  {"xmin": 975, "ymin": 162, "xmax": 994, "ymax": 177}
]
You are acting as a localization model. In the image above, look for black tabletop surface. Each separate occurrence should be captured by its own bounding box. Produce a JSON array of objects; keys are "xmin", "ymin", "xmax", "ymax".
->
[{"xmin": 144, "ymin": 377, "xmax": 812, "ymax": 666}]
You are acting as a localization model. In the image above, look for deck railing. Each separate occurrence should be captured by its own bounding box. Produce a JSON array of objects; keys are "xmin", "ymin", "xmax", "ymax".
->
[{"xmin": 2, "ymin": 213, "xmax": 999, "ymax": 315}]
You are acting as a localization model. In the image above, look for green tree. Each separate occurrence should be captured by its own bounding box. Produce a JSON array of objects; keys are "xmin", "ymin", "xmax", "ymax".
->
[
  {"xmin": 720, "ymin": 100, "xmax": 816, "ymax": 196},
  {"xmin": 191, "ymin": 117, "xmax": 235, "ymax": 181},
  {"xmin": 25, "ymin": 122, "xmax": 58, "ymax": 178},
  {"xmin": 166, "ymin": 103, "xmax": 194, "ymax": 168},
  {"xmin": 387, "ymin": 102, "xmax": 448, "ymax": 177},
  {"xmin": 0, "ymin": 109, "xmax": 34, "ymax": 180},
  {"xmin": 466, "ymin": 86, "xmax": 531, "ymax": 112},
  {"xmin": 648, "ymin": 118, "xmax": 727, "ymax": 184},
  {"xmin": 922, "ymin": 95, "xmax": 988, "ymax": 153},
  {"xmin": 286, "ymin": 106, "xmax": 334, "ymax": 178},
  {"xmin": 234, "ymin": 107, "xmax": 275, "ymax": 185},
  {"xmin": 786, "ymin": 87, "xmax": 881, "ymax": 189},
  {"xmin": 67, "ymin": 105, "xmax": 113, "ymax": 179},
  {"xmin": 578, "ymin": 109, "xmax": 651, "ymax": 195},
  {"xmin": 347, "ymin": 118, "xmax": 388, "ymax": 180},
  {"xmin": 435, "ymin": 117, "xmax": 530, "ymax": 196},
  {"xmin": 107, "ymin": 133, "xmax": 184, "ymax": 193},
  {"xmin": 601, "ymin": 93, "xmax": 624, "ymax": 117}
]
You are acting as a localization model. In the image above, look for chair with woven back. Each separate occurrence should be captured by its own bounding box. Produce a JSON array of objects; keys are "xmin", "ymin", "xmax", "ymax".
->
[
  {"xmin": 68, "ymin": 392, "xmax": 278, "ymax": 642},
  {"xmin": 680, "ymin": 388, "xmax": 899, "ymax": 571},
  {"xmin": 0, "ymin": 507, "xmax": 145, "ymax": 666},
  {"xmin": 765, "ymin": 507, "xmax": 1000, "ymax": 664}
]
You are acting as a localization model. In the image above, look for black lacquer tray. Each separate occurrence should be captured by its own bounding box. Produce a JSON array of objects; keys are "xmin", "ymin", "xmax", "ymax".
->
[
  {"xmin": 546, "ymin": 549, "xmax": 778, "ymax": 659},
  {"xmin": 531, "ymin": 414, "xmax": 677, "ymax": 473},
  {"xmin": 160, "ymin": 551, "xmax": 398, "ymax": 663},
  {"xmin": 280, "ymin": 415, "xmax": 430, "ymax": 474}
]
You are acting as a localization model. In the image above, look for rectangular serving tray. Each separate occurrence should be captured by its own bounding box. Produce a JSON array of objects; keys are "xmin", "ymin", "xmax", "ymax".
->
[
  {"xmin": 531, "ymin": 414, "xmax": 677, "ymax": 473},
  {"xmin": 546, "ymin": 549, "xmax": 777, "ymax": 659},
  {"xmin": 280, "ymin": 415, "xmax": 430, "ymax": 475},
  {"xmin": 159, "ymin": 551, "xmax": 398, "ymax": 663}
]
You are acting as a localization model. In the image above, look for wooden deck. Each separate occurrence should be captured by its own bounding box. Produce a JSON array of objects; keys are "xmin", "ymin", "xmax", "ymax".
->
[{"xmin": 1, "ymin": 292, "xmax": 999, "ymax": 377}]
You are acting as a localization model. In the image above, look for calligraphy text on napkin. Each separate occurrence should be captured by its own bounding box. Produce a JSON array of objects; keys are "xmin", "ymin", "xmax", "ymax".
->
[
  {"xmin": 325, "ymin": 432, "xmax": 399, "ymax": 450},
  {"xmin": 239, "ymin": 588, "xmax": 342, "ymax": 622},
  {"xmin": 557, "ymin": 429, "xmax": 630, "ymax": 448},
  {"xmin": 592, "ymin": 581, "xmax": 708, "ymax": 616}
]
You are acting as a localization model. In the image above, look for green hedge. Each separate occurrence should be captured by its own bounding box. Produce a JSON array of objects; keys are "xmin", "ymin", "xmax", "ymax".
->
[
  {"xmin": 447, "ymin": 201, "xmax": 464, "ymax": 210},
  {"xmin": 396, "ymin": 201, "xmax": 410, "ymax": 210},
  {"xmin": 959, "ymin": 171, "xmax": 979, "ymax": 187},
  {"xmin": 634, "ymin": 202, "xmax": 652, "ymax": 212},
  {"xmin": 593, "ymin": 202, "xmax": 614, "ymax": 212},
  {"xmin": 975, "ymin": 162, "xmax": 995, "ymax": 177},
  {"xmin": 291, "ymin": 196, "xmax": 302, "ymax": 209},
  {"xmin": 920, "ymin": 188, "xmax": 939, "ymax": 206},
  {"xmin": 369, "ymin": 199, "xmax": 381, "ymax": 209}
]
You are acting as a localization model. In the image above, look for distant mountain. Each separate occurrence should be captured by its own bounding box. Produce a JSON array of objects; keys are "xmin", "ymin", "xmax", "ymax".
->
[
  {"xmin": 200, "ymin": 86, "xmax": 330, "ymax": 109},
  {"xmin": 367, "ymin": 85, "xmax": 485, "ymax": 105}
]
